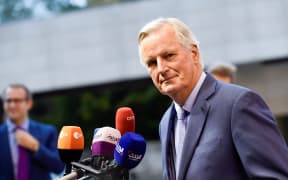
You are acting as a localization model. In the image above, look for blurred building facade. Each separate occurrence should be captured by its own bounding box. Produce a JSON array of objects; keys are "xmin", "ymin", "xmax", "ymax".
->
[
  {"xmin": 1, "ymin": 0, "xmax": 288, "ymax": 179},
  {"xmin": 1, "ymin": 0, "xmax": 288, "ymax": 114}
]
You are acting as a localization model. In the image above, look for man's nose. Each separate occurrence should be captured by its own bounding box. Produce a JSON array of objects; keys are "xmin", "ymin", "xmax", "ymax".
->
[{"xmin": 157, "ymin": 58, "xmax": 168, "ymax": 73}]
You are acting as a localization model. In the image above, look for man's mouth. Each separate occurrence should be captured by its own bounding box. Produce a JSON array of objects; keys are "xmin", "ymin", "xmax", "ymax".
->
[{"xmin": 160, "ymin": 76, "xmax": 175, "ymax": 85}]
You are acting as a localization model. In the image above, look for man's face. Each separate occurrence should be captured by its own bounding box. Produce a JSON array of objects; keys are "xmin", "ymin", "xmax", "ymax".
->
[
  {"xmin": 139, "ymin": 25, "xmax": 202, "ymax": 104},
  {"xmin": 3, "ymin": 87, "xmax": 32, "ymax": 123}
]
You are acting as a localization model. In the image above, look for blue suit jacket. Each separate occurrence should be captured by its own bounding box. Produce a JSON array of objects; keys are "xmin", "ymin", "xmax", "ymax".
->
[
  {"xmin": 160, "ymin": 74, "xmax": 288, "ymax": 180},
  {"xmin": 0, "ymin": 120, "xmax": 64, "ymax": 180}
]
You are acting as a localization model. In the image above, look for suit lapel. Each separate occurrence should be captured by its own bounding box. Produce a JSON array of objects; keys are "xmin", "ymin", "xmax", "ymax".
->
[
  {"xmin": 0, "ymin": 124, "xmax": 15, "ymax": 178},
  {"xmin": 178, "ymin": 74, "xmax": 217, "ymax": 180},
  {"xmin": 161, "ymin": 105, "xmax": 176, "ymax": 178},
  {"xmin": 178, "ymin": 101, "xmax": 210, "ymax": 179},
  {"xmin": 28, "ymin": 120, "xmax": 39, "ymax": 173}
]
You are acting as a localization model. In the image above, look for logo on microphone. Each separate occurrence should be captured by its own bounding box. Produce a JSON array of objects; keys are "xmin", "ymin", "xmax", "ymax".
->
[
  {"xmin": 73, "ymin": 132, "xmax": 83, "ymax": 140},
  {"xmin": 128, "ymin": 151, "xmax": 143, "ymax": 161},
  {"xmin": 115, "ymin": 143, "xmax": 124, "ymax": 156},
  {"xmin": 59, "ymin": 131, "xmax": 68, "ymax": 139},
  {"xmin": 107, "ymin": 134, "xmax": 120, "ymax": 143},
  {"xmin": 126, "ymin": 115, "xmax": 135, "ymax": 121}
]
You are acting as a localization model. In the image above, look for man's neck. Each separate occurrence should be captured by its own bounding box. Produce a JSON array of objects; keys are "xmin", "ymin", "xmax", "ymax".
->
[
  {"xmin": 11, "ymin": 117, "xmax": 27, "ymax": 126},
  {"xmin": 172, "ymin": 71, "xmax": 203, "ymax": 106},
  {"xmin": 171, "ymin": 88, "xmax": 194, "ymax": 106}
]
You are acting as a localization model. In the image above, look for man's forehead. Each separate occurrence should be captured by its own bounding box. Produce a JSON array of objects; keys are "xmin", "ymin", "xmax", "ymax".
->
[
  {"xmin": 142, "ymin": 38, "xmax": 181, "ymax": 57},
  {"xmin": 5, "ymin": 87, "xmax": 26, "ymax": 96}
]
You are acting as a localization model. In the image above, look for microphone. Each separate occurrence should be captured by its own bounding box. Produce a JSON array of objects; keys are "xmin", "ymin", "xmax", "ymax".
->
[
  {"xmin": 59, "ymin": 168, "xmax": 84, "ymax": 180},
  {"xmin": 93, "ymin": 128, "xmax": 100, "ymax": 135},
  {"xmin": 91, "ymin": 127, "xmax": 121, "ymax": 170},
  {"xmin": 69, "ymin": 132, "xmax": 146, "ymax": 179},
  {"xmin": 115, "ymin": 107, "xmax": 135, "ymax": 135},
  {"xmin": 57, "ymin": 126, "xmax": 84, "ymax": 174},
  {"xmin": 114, "ymin": 132, "xmax": 146, "ymax": 169}
]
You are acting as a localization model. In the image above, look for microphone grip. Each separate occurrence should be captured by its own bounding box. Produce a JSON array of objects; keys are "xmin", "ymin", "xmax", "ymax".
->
[
  {"xmin": 59, "ymin": 172, "xmax": 77, "ymax": 180},
  {"xmin": 122, "ymin": 169, "xmax": 129, "ymax": 180},
  {"xmin": 60, "ymin": 169, "xmax": 84, "ymax": 180}
]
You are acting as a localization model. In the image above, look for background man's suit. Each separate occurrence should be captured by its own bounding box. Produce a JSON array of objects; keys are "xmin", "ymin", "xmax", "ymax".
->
[
  {"xmin": 0, "ymin": 119, "xmax": 64, "ymax": 180},
  {"xmin": 160, "ymin": 74, "xmax": 288, "ymax": 180}
]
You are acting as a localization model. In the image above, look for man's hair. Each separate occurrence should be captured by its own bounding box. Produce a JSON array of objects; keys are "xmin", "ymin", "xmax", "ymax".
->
[
  {"xmin": 208, "ymin": 63, "xmax": 237, "ymax": 83},
  {"xmin": 138, "ymin": 18, "xmax": 200, "ymax": 65},
  {"xmin": 1, "ymin": 83, "xmax": 33, "ymax": 100}
]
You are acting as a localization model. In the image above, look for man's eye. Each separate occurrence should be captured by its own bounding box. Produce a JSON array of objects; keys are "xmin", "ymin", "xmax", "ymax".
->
[
  {"xmin": 165, "ymin": 53, "xmax": 175, "ymax": 59},
  {"xmin": 146, "ymin": 59, "xmax": 157, "ymax": 67}
]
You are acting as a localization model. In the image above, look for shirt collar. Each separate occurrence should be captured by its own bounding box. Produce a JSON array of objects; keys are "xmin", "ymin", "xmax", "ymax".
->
[
  {"xmin": 6, "ymin": 118, "xmax": 30, "ymax": 133},
  {"xmin": 174, "ymin": 72, "xmax": 207, "ymax": 113}
]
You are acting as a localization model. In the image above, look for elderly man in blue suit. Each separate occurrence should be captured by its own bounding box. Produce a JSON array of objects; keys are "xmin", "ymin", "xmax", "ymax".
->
[
  {"xmin": 0, "ymin": 84, "xmax": 64, "ymax": 180},
  {"xmin": 138, "ymin": 18, "xmax": 288, "ymax": 180}
]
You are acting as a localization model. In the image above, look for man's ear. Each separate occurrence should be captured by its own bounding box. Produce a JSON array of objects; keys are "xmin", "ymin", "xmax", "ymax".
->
[
  {"xmin": 27, "ymin": 100, "xmax": 33, "ymax": 111},
  {"xmin": 191, "ymin": 44, "xmax": 200, "ymax": 63}
]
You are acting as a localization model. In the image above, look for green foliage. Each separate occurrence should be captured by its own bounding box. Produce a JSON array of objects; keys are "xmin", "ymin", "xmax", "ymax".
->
[
  {"xmin": 87, "ymin": 0, "xmax": 139, "ymax": 7},
  {"xmin": 30, "ymin": 81, "xmax": 171, "ymax": 147},
  {"xmin": 0, "ymin": 0, "xmax": 139, "ymax": 24},
  {"xmin": 0, "ymin": 0, "xmax": 82, "ymax": 24},
  {"xmin": 276, "ymin": 115, "xmax": 288, "ymax": 144}
]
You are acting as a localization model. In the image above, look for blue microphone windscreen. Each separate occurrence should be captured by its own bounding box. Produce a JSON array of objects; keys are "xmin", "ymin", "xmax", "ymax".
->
[{"xmin": 114, "ymin": 132, "xmax": 146, "ymax": 169}]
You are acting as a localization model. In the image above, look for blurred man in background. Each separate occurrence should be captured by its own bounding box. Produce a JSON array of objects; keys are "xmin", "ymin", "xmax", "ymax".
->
[
  {"xmin": 208, "ymin": 62, "xmax": 237, "ymax": 83},
  {"xmin": 138, "ymin": 17, "xmax": 288, "ymax": 180},
  {"xmin": 0, "ymin": 84, "xmax": 64, "ymax": 180}
]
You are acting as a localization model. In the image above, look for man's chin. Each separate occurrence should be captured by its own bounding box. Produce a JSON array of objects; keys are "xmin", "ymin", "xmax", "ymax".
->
[{"xmin": 160, "ymin": 86, "xmax": 177, "ymax": 96}]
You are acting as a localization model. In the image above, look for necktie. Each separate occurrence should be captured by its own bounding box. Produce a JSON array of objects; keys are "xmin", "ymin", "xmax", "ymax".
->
[
  {"xmin": 175, "ymin": 108, "xmax": 189, "ymax": 177},
  {"xmin": 15, "ymin": 127, "xmax": 29, "ymax": 180}
]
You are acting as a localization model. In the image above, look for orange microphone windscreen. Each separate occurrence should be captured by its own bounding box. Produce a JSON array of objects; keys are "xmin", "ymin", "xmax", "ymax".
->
[
  {"xmin": 115, "ymin": 107, "xmax": 135, "ymax": 136},
  {"xmin": 57, "ymin": 126, "xmax": 84, "ymax": 150}
]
